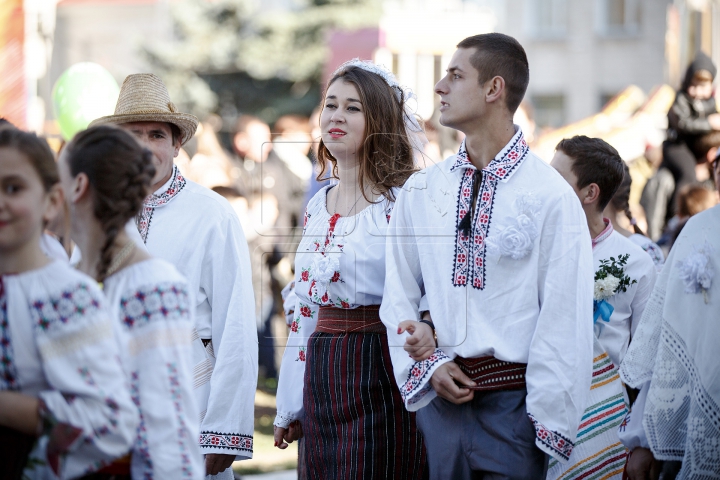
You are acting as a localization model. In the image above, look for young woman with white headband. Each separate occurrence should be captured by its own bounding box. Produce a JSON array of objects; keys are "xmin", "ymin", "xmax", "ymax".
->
[{"xmin": 273, "ymin": 60, "xmax": 428, "ymax": 479}]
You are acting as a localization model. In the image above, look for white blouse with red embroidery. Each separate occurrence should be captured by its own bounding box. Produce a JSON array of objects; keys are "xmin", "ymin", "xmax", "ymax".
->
[
  {"xmin": 274, "ymin": 185, "xmax": 395, "ymax": 429},
  {"xmin": 380, "ymin": 128, "xmax": 595, "ymax": 464}
]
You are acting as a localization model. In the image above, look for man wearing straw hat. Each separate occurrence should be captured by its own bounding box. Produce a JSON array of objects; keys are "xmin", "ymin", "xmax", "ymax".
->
[{"xmin": 91, "ymin": 74, "xmax": 258, "ymax": 479}]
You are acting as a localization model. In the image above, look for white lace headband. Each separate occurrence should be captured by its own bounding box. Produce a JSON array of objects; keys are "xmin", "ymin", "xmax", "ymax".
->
[{"xmin": 332, "ymin": 58, "xmax": 424, "ymax": 134}]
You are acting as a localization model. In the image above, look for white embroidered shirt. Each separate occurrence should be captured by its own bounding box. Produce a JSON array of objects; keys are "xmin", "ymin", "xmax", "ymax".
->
[
  {"xmin": 138, "ymin": 165, "xmax": 258, "ymax": 458},
  {"xmin": 592, "ymin": 224, "xmax": 657, "ymax": 368},
  {"xmin": 1, "ymin": 261, "xmax": 137, "ymax": 478},
  {"xmin": 380, "ymin": 128, "xmax": 594, "ymax": 463},
  {"xmin": 103, "ymin": 259, "xmax": 204, "ymax": 479},
  {"xmin": 274, "ymin": 185, "xmax": 395, "ymax": 428}
]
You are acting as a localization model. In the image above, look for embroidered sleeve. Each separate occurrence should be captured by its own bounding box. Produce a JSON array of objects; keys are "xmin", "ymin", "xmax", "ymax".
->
[
  {"xmin": 30, "ymin": 282, "xmax": 138, "ymax": 477},
  {"xmin": 120, "ymin": 283, "xmax": 203, "ymax": 478},
  {"xmin": 399, "ymin": 349, "xmax": 452, "ymax": 409},
  {"xmin": 275, "ymin": 299, "xmax": 319, "ymax": 428}
]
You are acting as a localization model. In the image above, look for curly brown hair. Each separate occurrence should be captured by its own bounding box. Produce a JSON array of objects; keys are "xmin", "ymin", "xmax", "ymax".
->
[
  {"xmin": 64, "ymin": 126, "xmax": 155, "ymax": 281},
  {"xmin": 317, "ymin": 65, "xmax": 418, "ymax": 203}
]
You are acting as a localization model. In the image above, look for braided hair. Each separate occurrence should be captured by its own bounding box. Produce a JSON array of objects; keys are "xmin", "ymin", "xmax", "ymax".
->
[
  {"xmin": 63, "ymin": 126, "xmax": 155, "ymax": 281},
  {"xmin": 610, "ymin": 162, "xmax": 645, "ymax": 236}
]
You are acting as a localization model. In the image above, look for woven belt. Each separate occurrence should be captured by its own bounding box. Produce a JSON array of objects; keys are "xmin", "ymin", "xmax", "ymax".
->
[
  {"xmin": 315, "ymin": 305, "xmax": 386, "ymax": 334},
  {"xmin": 454, "ymin": 356, "xmax": 527, "ymax": 391}
]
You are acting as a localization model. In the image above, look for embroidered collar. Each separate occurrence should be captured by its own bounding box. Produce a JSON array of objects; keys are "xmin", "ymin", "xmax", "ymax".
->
[
  {"xmin": 136, "ymin": 165, "xmax": 186, "ymax": 243},
  {"xmin": 592, "ymin": 219, "xmax": 614, "ymax": 249},
  {"xmin": 144, "ymin": 165, "xmax": 186, "ymax": 209},
  {"xmin": 449, "ymin": 128, "xmax": 529, "ymax": 182}
]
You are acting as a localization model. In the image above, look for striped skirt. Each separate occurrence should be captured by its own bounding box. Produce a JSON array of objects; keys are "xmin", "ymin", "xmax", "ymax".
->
[{"xmin": 302, "ymin": 331, "xmax": 427, "ymax": 479}]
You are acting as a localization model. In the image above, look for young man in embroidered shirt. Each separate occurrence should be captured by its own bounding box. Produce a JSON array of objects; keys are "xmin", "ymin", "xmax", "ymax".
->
[
  {"xmin": 548, "ymin": 136, "xmax": 657, "ymax": 479},
  {"xmin": 90, "ymin": 74, "xmax": 258, "ymax": 479},
  {"xmin": 380, "ymin": 33, "xmax": 595, "ymax": 479}
]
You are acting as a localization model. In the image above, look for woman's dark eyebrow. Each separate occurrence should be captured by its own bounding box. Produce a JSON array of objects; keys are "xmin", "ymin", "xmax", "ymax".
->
[{"xmin": 326, "ymin": 95, "xmax": 361, "ymax": 103}]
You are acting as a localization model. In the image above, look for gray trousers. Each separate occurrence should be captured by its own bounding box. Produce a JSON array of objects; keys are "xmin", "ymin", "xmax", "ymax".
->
[{"xmin": 415, "ymin": 388, "xmax": 548, "ymax": 480}]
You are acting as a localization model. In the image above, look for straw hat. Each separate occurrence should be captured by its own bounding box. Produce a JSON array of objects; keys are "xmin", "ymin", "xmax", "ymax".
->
[{"xmin": 89, "ymin": 73, "xmax": 198, "ymax": 145}]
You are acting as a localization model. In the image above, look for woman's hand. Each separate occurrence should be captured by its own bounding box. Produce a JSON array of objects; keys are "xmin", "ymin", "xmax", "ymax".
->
[
  {"xmin": 398, "ymin": 320, "xmax": 436, "ymax": 361},
  {"xmin": 273, "ymin": 420, "xmax": 303, "ymax": 449}
]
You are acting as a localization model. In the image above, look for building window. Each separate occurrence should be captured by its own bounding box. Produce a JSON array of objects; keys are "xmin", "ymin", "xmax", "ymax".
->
[
  {"xmin": 531, "ymin": 95, "xmax": 565, "ymax": 129},
  {"xmin": 526, "ymin": 0, "xmax": 567, "ymax": 37},
  {"xmin": 598, "ymin": 0, "xmax": 640, "ymax": 35}
]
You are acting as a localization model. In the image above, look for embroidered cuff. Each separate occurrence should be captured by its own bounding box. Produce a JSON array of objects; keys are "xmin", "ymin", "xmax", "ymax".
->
[
  {"xmin": 199, "ymin": 431, "xmax": 253, "ymax": 456},
  {"xmin": 273, "ymin": 412, "xmax": 296, "ymax": 429},
  {"xmin": 528, "ymin": 413, "xmax": 574, "ymax": 462},
  {"xmin": 400, "ymin": 348, "xmax": 451, "ymax": 411}
]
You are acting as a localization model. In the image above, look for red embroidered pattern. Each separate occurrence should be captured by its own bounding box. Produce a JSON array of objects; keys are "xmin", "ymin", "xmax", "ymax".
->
[
  {"xmin": 401, "ymin": 348, "xmax": 451, "ymax": 406},
  {"xmin": 136, "ymin": 165, "xmax": 187, "ymax": 243},
  {"xmin": 199, "ymin": 431, "xmax": 253, "ymax": 453},
  {"xmin": 450, "ymin": 133, "xmax": 529, "ymax": 290},
  {"xmin": 528, "ymin": 413, "xmax": 574, "ymax": 461}
]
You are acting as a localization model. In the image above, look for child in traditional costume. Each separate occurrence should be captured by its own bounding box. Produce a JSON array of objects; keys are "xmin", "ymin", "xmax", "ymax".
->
[
  {"xmin": 273, "ymin": 59, "xmax": 427, "ymax": 479},
  {"xmin": 0, "ymin": 128, "xmax": 138, "ymax": 479},
  {"xmin": 59, "ymin": 126, "xmax": 204, "ymax": 479},
  {"xmin": 549, "ymin": 136, "xmax": 657, "ymax": 479}
]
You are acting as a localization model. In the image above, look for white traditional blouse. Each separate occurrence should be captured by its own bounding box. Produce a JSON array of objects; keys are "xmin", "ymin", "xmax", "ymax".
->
[
  {"xmin": 628, "ymin": 233, "xmax": 664, "ymax": 272},
  {"xmin": 380, "ymin": 128, "xmax": 595, "ymax": 463},
  {"xmin": 592, "ymin": 224, "xmax": 657, "ymax": 368},
  {"xmin": 620, "ymin": 205, "xmax": 720, "ymax": 476},
  {"xmin": 1, "ymin": 260, "xmax": 137, "ymax": 479},
  {"xmin": 103, "ymin": 259, "xmax": 203, "ymax": 479},
  {"xmin": 138, "ymin": 165, "xmax": 258, "ymax": 458},
  {"xmin": 273, "ymin": 185, "xmax": 395, "ymax": 429}
]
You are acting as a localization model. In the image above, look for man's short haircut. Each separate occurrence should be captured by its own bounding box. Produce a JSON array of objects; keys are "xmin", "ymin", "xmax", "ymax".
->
[
  {"xmin": 690, "ymin": 130, "xmax": 720, "ymax": 161},
  {"xmin": 556, "ymin": 135, "xmax": 625, "ymax": 210},
  {"xmin": 456, "ymin": 33, "xmax": 529, "ymax": 113}
]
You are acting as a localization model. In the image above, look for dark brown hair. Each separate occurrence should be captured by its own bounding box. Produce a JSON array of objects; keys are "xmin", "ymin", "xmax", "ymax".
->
[
  {"xmin": 677, "ymin": 184, "xmax": 715, "ymax": 217},
  {"xmin": 457, "ymin": 33, "xmax": 529, "ymax": 113},
  {"xmin": 64, "ymin": 126, "xmax": 155, "ymax": 281},
  {"xmin": 690, "ymin": 130, "xmax": 720, "ymax": 161},
  {"xmin": 556, "ymin": 135, "xmax": 625, "ymax": 211},
  {"xmin": 317, "ymin": 66, "xmax": 418, "ymax": 203},
  {"xmin": 609, "ymin": 161, "xmax": 645, "ymax": 235},
  {"xmin": 0, "ymin": 128, "xmax": 58, "ymax": 192}
]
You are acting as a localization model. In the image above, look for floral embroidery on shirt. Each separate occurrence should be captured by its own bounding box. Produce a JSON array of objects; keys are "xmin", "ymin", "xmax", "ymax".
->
[
  {"xmin": 168, "ymin": 363, "xmax": 193, "ymax": 478},
  {"xmin": 401, "ymin": 348, "xmax": 451, "ymax": 404},
  {"xmin": 136, "ymin": 165, "xmax": 187, "ymax": 243},
  {"xmin": 130, "ymin": 370, "xmax": 154, "ymax": 477},
  {"xmin": 0, "ymin": 281, "xmax": 19, "ymax": 390},
  {"xmin": 296, "ymin": 347, "xmax": 306, "ymax": 362},
  {"xmin": 199, "ymin": 431, "xmax": 253, "ymax": 453},
  {"xmin": 120, "ymin": 283, "xmax": 191, "ymax": 330},
  {"xmin": 450, "ymin": 133, "xmax": 529, "ymax": 290},
  {"xmin": 30, "ymin": 283, "xmax": 103, "ymax": 333},
  {"xmin": 486, "ymin": 192, "xmax": 541, "ymax": 260},
  {"xmin": 676, "ymin": 240, "xmax": 714, "ymax": 303},
  {"xmin": 528, "ymin": 412, "xmax": 574, "ymax": 461}
]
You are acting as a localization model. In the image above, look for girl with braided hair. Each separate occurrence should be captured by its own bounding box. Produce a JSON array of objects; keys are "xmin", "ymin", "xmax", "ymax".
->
[
  {"xmin": 0, "ymin": 128, "xmax": 137, "ymax": 479},
  {"xmin": 59, "ymin": 126, "xmax": 203, "ymax": 479},
  {"xmin": 604, "ymin": 162, "xmax": 665, "ymax": 271}
]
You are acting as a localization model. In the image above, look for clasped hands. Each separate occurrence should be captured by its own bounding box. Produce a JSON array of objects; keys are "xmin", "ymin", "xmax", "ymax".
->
[
  {"xmin": 273, "ymin": 420, "xmax": 303, "ymax": 450},
  {"xmin": 398, "ymin": 318, "xmax": 476, "ymax": 405}
]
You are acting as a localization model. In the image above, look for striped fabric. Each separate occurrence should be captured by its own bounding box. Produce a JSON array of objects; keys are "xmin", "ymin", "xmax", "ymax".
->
[
  {"xmin": 547, "ymin": 345, "xmax": 629, "ymax": 480},
  {"xmin": 303, "ymin": 331, "xmax": 427, "ymax": 479},
  {"xmin": 454, "ymin": 355, "xmax": 526, "ymax": 391}
]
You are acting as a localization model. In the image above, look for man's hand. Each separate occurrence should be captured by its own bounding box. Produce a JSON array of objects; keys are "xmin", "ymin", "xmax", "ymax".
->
[
  {"xmin": 273, "ymin": 420, "xmax": 303, "ymax": 450},
  {"xmin": 625, "ymin": 447, "xmax": 660, "ymax": 480},
  {"xmin": 205, "ymin": 453, "xmax": 236, "ymax": 476},
  {"xmin": 708, "ymin": 113, "xmax": 720, "ymax": 130},
  {"xmin": 398, "ymin": 320, "xmax": 436, "ymax": 361},
  {"xmin": 430, "ymin": 362, "xmax": 476, "ymax": 404}
]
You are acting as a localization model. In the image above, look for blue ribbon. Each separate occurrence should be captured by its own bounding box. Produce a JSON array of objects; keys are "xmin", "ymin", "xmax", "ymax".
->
[{"xmin": 593, "ymin": 299, "xmax": 614, "ymax": 324}]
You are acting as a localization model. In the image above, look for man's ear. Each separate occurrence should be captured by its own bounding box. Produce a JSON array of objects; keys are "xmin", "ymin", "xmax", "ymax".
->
[
  {"xmin": 582, "ymin": 183, "xmax": 601, "ymax": 207},
  {"xmin": 485, "ymin": 76, "xmax": 506, "ymax": 105},
  {"xmin": 173, "ymin": 138, "xmax": 181, "ymax": 158}
]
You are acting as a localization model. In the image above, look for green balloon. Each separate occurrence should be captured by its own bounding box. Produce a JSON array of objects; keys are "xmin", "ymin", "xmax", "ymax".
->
[{"xmin": 52, "ymin": 62, "xmax": 120, "ymax": 141}]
